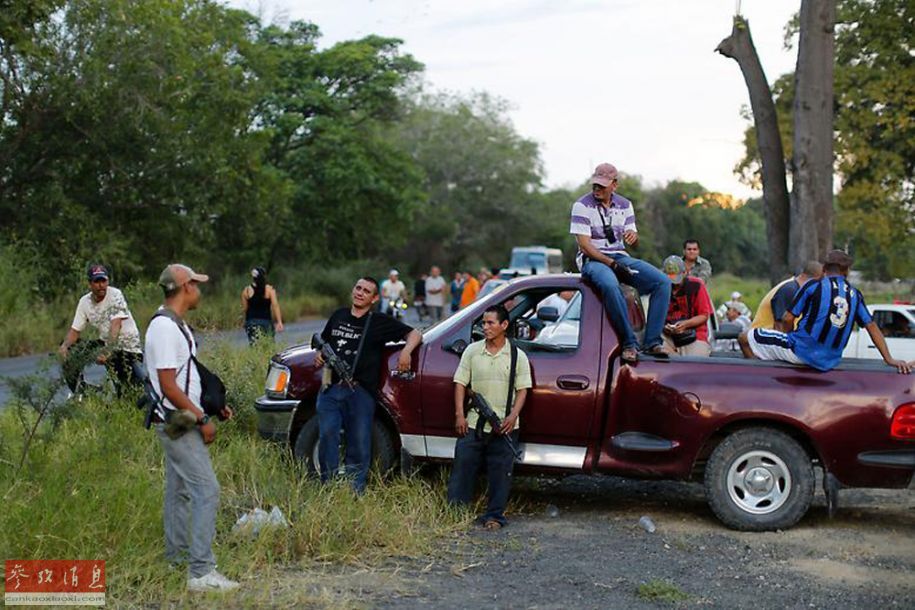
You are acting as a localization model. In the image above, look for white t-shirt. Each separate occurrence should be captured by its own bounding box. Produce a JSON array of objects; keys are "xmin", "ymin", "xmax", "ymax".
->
[
  {"xmin": 424, "ymin": 275, "xmax": 447, "ymax": 307},
  {"xmin": 144, "ymin": 312, "xmax": 201, "ymax": 418},
  {"xmin": 381, "ymin": 279, "xmax": 406, "ymax": 300},
  {"xmin": 71, "ymin": 286, "xmax": 142, "ymax": 354}
]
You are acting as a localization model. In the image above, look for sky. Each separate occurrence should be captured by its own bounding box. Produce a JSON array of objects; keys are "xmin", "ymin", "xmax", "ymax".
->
[{"xmin": 226, "ymin": 0, "xmax": 800, "ymax": 200}]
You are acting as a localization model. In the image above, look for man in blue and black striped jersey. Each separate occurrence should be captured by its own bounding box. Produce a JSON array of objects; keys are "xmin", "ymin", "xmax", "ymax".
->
[{"xmin": 739, "ymin": 250, "xmax": 912, "ymax": 374}]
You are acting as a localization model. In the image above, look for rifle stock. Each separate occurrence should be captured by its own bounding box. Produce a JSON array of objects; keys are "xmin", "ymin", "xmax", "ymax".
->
[
  {"xmin": 467, "ymin": 390, "xmax": 523, "ymax": 462},
  {"xmin": 311, "ymin": 334, "xmax": 356, "ymax": 389}
]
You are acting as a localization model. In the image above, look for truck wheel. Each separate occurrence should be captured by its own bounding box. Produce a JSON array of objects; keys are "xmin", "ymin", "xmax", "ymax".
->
[
  {"xmin": 293, "ymin": 415, "xmax": 398, "ymax": 478},
  {"xmin": 704, "ymin": 428, "xmax": 814, "ymax": 531}
]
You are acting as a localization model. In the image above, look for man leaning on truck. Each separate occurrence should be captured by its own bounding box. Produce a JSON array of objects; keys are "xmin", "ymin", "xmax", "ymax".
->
[
  {"xmin": 447, "ymin": 304, "xmax": 532, "ymax": 530},
  {"xmin": 739, "ymin": 250, "xmax": 913, "ymax": 373}
]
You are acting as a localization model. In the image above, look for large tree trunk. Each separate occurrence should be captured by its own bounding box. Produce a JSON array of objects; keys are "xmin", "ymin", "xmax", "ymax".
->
[
  {"xmin": 717, "ymin": 17, "xmax": 790, "ymax": 284},
  {"xmin": 790, "ymin": 0, "xmax": 836, "ymax": 268}
]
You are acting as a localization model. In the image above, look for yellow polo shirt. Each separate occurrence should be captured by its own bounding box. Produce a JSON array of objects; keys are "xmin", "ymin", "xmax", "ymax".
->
[
  {"xmin": 453, "ymin": 339, "xmax": 532, "ymax": 431},
  {"xmin": 752, "ymin": 278, "xmax": 802, "ymax": 330}
]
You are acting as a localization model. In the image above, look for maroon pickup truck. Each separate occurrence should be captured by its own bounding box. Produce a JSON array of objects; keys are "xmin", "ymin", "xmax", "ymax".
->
[{"xmin": 255, "ymin": 274, "xmax": 915, "ymax": 531}]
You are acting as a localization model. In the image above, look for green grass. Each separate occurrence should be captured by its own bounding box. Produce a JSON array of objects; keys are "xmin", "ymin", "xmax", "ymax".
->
[
  {"xmin": 0, "ymin": 341, "xmax": 466, "ymax": 606},
  {"xmin": 636, "ymin": 579, "xmax": 690, "ymax": 603}
]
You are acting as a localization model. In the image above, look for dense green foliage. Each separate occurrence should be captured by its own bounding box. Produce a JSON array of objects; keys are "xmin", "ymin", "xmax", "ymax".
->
[
  {"xmin": 735, "ymin": 0, "xmax": 914, "ymax": 280},
  {"xmin": 6, "ymin": 0, "xmax": 903, "ymax": 315}
]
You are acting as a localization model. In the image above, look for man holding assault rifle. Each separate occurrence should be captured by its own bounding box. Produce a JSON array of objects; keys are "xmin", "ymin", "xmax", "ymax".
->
[
  {"xmin": 314, "ymin": 277, "xmax": 422, "ymax": 493},
  {"xmin": 447, "ymin": 304, "xmax": 532, "ymax": 530}
]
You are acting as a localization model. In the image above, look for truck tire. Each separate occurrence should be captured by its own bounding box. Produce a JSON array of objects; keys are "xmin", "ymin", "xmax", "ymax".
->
[
  {"xmin": 292, "ymin": 415, "xmax": 397, "ymax": 478},
  {"xmin": 704, "ymin": 427, "xmax": 814, "ymax": 531}
]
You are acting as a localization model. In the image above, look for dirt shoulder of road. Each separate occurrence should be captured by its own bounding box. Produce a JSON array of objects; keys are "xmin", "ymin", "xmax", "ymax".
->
[{"xmin": 237, "ymin": 475, "xmax": 913, "ymax": 609}]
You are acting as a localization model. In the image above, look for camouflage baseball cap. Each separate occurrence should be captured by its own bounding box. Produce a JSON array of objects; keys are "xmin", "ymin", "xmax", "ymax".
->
[{"xmin": 662, "ymin": 255, "xmax": 686, "ymax": 284}]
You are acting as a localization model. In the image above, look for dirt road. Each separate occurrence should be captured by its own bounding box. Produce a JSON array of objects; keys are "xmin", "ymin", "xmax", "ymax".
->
[{"xmin": 287, "ymin": 475, "xmax": 914, "ymax": 609}]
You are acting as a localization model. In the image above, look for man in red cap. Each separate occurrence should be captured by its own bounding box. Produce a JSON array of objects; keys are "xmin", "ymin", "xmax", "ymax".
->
[
  {"xmin": 570, "ymin": 163, "xmax": 671, "ymax": 363},
  {"xmin": 59, "ymin": 263, "xmax": 143, "ymax": 396}
]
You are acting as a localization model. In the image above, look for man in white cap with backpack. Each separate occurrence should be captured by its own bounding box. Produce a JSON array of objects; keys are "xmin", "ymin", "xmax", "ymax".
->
[{"xmin": 144, "ymin": 263, "xmax": 238, "ymax": 592}]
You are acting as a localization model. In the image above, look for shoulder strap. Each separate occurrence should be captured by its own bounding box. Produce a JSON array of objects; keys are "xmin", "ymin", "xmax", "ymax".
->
[
  {"xmin": 351, "ymin": 311, "xmax": 373, "ymax": 376},
  {"xmin": 506, "ymin": 340, "xmax": 518, "ymax": 416},
  {"xmin": 151, "ymin": 309, "xmax": 194, "ymax": 395}
]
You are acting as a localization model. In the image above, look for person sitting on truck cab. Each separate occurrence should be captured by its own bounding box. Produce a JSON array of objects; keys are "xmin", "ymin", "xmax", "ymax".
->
[
  {"xmin": 661, "ymin": 256, "xmax": 714, "ymax": 357},
  {"xmin": 739, "ymin": 250, "xmax": 913, "ymax": 374},
  {"xmin": 751, "ymin": 261, "xmax": 823, "ymax": 332},
  {"xmin": 570, "ymin": 163, "xmax": 671, "ymax": 363}
]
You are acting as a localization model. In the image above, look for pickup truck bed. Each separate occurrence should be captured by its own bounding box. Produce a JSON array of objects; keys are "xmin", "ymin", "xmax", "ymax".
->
[{"xmin": 255, "ymin": 274, "xmax": 915, "ymax": 531}]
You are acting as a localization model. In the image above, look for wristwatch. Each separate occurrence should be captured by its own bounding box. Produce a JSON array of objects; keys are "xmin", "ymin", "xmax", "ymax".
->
[{"xmin": 197, "ymin": 414, "xmax": 210, "ymax": 426}]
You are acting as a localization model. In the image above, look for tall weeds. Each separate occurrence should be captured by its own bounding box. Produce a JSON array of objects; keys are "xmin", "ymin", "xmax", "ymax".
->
[{"xmin": 0, "ymin": 341, "xmax": 465, "ymax": 606}]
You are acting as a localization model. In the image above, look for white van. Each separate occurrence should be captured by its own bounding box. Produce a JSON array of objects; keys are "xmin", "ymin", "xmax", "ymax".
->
[{"xmin": 500, "ymin": 246, "xmax": 563, "ymax": 278}]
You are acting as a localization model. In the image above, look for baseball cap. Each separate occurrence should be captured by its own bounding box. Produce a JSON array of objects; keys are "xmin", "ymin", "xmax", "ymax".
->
[
  {"xmin": 389, "ymin": 269, "xmax": 399, "ymax": 276},
  {"xmin": 158, "ymin": 264, "xmax": 209, "ymax": 291},
  {"xmin": 731, "ymin": 291, "xmax": 742, "ymax": 300},
  {"xmin": 824, "ymin": 249, "xmax": 853, "ymax": 268},
  {"xmin": 87, "ymin": 264, "xmax": 109, "ymax": 281},
  {"xmin": 662, "ymin": 255, "xmax": 686, "ymax": 284},
  {"xmin": 590, "ymin": 163, "xmax": 619, "ymax": 187}
]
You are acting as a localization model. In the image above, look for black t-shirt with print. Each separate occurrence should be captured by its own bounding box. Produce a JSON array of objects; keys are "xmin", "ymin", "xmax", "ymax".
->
[{"xmin": 320, "ymin": 308, "xmax": 413, "ymax": 388}]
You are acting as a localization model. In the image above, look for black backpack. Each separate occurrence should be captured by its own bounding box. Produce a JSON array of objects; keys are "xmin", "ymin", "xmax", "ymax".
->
[{"xmin": 149, "ymin": 308, "xmax": 228, "ymax": 420}]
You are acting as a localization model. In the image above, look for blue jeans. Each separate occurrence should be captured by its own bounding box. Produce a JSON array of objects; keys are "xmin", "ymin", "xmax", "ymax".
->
[
  {"xmin": 447, "ymin": 430, "xmax": 519, "ymax": 526},
  {"xmin": 582, "ymin": 255, "xmax": 671, "ymax": 350},
  {"xmin": 316, "ymin": 384, "xmax": 375, "ymax": 493}
]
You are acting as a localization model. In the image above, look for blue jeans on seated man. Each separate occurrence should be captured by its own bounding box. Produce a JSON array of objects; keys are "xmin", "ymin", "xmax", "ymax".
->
[
  {"xmin": 447, "ymin": 429, "xmax": 520, "ymax": 526},
  {"xmin": 316, "ymin": 384, "xmax": 375, "ymax": 493},
  {"xmin": 582, "ymin": 255, "xmax": 671, "ymax": 350}
]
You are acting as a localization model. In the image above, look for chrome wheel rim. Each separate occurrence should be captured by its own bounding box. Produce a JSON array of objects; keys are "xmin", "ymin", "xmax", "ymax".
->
[{"xmin": 726, "ymin": 450, "xmax": 792, "ymax": 515}]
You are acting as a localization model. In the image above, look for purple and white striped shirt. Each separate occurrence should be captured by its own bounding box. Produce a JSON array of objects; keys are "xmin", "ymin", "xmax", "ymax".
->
[{"xmin": 569, "ymin": 192, "xmax": 637, "ymax": 270}]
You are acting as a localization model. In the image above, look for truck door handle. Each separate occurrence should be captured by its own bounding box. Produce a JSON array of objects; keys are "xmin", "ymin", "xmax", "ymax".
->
[{"xmin": 557, "ymin": 375, "xmax": 589, "ymax": 390}]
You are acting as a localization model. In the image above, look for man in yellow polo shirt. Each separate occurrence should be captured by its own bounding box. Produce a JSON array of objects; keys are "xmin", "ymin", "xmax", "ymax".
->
[
  {"xmin": 447, "ymin": 304, "xmax": 532, "ymax": 530},
  {"xmin": 752, "ymin": 261, "xmax": 823, "ymax": 331}
]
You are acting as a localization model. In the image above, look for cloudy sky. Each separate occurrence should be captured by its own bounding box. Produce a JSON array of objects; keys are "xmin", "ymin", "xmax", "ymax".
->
[{"xmin": 227, "ymin": 0, "xmax": 799, "ymax": 199}]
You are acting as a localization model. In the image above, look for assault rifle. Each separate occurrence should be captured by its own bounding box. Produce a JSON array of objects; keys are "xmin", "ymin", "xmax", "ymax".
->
[
  {"xmin": 467, "ymin": 389, "xmax": 523, "ymax": 462},
  {"xmin": 311, "ymin": 334, "xmax": 356, "ymax": 389}
]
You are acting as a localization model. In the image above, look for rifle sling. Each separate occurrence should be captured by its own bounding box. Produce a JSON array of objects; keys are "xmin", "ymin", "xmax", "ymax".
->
[
  {"xmin": 470, "ymin": 340, "xmax": 519, "ymax": 436},
  {"xmin": 349, "ymin": 311, "xmax": 372, "ymax": 384}
]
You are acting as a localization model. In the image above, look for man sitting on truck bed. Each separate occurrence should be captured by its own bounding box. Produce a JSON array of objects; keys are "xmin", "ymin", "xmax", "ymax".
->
[
  {"xmin": 739, "ymin": 250, "xmax": 912, "ymax": 374},
  {"xmin": 570, "ymin": 162, "xmax": 671, "ymax": 363}
]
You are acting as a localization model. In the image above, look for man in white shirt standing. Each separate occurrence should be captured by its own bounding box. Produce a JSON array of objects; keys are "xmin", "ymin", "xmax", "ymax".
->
[
  {"xmin": 424, "ymin": 265, "xmax": 447, "ymax": 322},
  {"xmin": 144, "ymin": 264, "xmax": 238, "ymax": 593},
  {"xmin": 380, "ymin": 269, "xmax": 406, "ymax": 315},
  {"xmin": 59, "ymin": 264, "xmax": 143, "ymax": 397}
]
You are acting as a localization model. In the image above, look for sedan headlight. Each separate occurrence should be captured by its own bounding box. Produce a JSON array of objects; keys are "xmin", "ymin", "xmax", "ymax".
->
[{"xmin": 265, "ymin": 362, "xmax": 291, "ymax": 399}]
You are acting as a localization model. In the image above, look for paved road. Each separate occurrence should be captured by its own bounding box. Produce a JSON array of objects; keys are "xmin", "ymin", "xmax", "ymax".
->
[
  {"xmin": 0, "ymin": 310, "xmax": 426, "ymax": 408},
  {"xmin": 0, "ymin": 319, "xmax": 326, "ymax": 408}
]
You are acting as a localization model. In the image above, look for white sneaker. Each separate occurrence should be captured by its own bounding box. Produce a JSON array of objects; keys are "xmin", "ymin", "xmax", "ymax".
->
[{"xmin": 187, "ymin": 569, "xmax": 239, "ymax": 592}]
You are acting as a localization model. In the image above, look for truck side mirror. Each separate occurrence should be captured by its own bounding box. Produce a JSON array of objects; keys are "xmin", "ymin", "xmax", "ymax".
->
[
  {"xmin": 538, "ymin": 306, "xmax": 560, "ymax": 323},
  {"xmin": 444, "ymin": 338, "xmax": 467, "ymax": 355},
  {"xmin": 310, "ymin": 333, "xmax": 322, "ymax": 349}
]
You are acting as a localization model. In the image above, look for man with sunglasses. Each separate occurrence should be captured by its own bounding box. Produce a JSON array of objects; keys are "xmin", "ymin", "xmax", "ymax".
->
[
  {"xmin": 570, "ymin": 163, "xmax": 671, "ymax": 363},
  {"xmin": 59, "ymin": 263, "xmax": 143, "ymax": 396}
]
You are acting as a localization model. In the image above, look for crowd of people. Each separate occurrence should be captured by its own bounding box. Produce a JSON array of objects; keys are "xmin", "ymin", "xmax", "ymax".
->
[
  {"xmin": 378, "ymin": 265, "xmax": 505, "ymax": 322},
  {"xmin": 51, "ymin": 160, "xmax": 912, "ymax": 594},
  {"xmin": 569, "ymin": 161, "xmax": 912, "ymax": 375}
]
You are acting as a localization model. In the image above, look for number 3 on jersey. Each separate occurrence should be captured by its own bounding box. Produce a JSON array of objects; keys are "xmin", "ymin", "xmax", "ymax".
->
[{"xmin": 830, "ymin": 296, "xmax": 849, "ymax": 328}]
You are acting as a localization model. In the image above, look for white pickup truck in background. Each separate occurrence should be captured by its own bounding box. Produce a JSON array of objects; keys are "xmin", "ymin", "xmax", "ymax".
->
[{"xmin": 843, "ymin": 304, "xmax": 915, "ymax": 361}]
